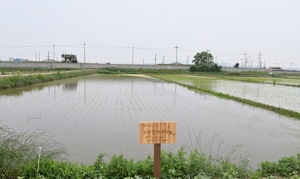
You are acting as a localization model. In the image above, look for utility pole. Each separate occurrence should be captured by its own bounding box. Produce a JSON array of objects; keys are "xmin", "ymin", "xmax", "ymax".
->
[
  {"xmin": 162, "ymin": 55, "xmax": 165, "ymax": 64},
  {"xmin": 248, "ymin": 55, "xmax": 251, "ymax": 68},
  {"xmin": 243, "ymin": 53, "xmax": 247, "ymax": 68},
  {"xmin": 53, "ymin": 45, "xmax": 55, "ymax": 62},
  {"xmin": 186, "ymin": 56, "xmax": 189, "ymax": 65},
  {"xmin": 258, "ymin": 51, "xmax": 263, "ymax": 68},
  {"xmin": 291, "ymin": 62, "xmax": 293, "ymax": 70},
  {"xmin": 84, "ymin": 42, "xmax": 86, "ymax": 63},
  {"xmin": 154, "ymin": 54, "xmax": 157, "ymax": 65},
  {"xmin": 47, "ymin": 51, "xmax": 51, "ymax": 62},
  {"xmin": 207, "ymin": 50, "xmax": 210, "ymax": 65},
  {"xmin": 174, "ymin": 44, "xmax": 179, "ymax": 63},
  {"xmin": 132, "ymin": 47, "xmax": 134, "ymax": 65},
  {"xmin": 35, "ymin": 51, "xmax": 37, "ymax": 61}
]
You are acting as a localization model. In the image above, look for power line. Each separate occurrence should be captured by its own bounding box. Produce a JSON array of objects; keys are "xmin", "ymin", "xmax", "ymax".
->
[
  {"xmin": 84, "ymin": 42, "xmax": 86, "ymax": 63},
  {"xmin": 132, "ymin": 47, "xmax": 134, "ymax": 65}
]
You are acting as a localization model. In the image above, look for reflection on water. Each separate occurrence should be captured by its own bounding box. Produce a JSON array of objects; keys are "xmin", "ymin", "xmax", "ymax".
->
[
  {"xmin": 63, "ymin": 83, "xmax": 78, "ymax": 91},
  {"xmin": 1, "ymin": 74, "xmax": 300, "ymax": 168}
]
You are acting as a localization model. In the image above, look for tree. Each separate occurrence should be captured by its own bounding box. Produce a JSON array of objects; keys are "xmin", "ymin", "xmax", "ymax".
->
[
  {"xmin": 190, "ymin": 51, "xmax": 222, "ymax": 72},
  {"xmin": 192, "ymin": 51, "xmax": 214, "ymax": 66},
  {"xmin": 234, "ymin": 63, "xmax": 239, "ymax": 68}
]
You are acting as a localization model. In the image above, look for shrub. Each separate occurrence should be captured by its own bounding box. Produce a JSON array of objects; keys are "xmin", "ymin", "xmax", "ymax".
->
[
  {"xmin": 256, "ymin": 154, "xmax": 300, "ymax": 177},
  {"xmin": 189, "ymin": 63, "xmax": 222, "ymax": 72}
]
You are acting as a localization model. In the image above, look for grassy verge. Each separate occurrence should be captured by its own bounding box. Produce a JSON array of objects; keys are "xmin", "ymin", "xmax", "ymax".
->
[
  {"xmin": 97, "ymin": 67, "xmax": 190, "ymax": 74},
  {"xmin": 215, "ymin": 76, "xmax": 300, "ymax": 87},
  {"xmin": 14, "ymin": 147, "xmax": 300, "ymax": 178},
  {"xmin": 0, "ymin": 126, "xmax": 67, "ymax": 179},
  {"xmin": 152, "ymin": 75, "xmax": 300, "ymax": 120},
  {"xmin": 0, "ymin": 68, "xmax": 81, "ymax": 76},
  {"xmin": 0, "ymin": 70, "xmax": 98, "ymax": 89},
  {"xmin": 1, "ymin": 125, "xmax": 299, "ymax": 179}
]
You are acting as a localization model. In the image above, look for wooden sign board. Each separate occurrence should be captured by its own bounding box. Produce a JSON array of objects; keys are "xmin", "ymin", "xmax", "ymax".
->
[{"xmin": 139, "ymin": 121, "xmax": 176, "ymax": 144}]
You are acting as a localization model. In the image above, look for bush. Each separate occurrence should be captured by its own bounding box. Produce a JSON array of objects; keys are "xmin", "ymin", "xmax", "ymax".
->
[
  {"xmin": 257, "ymin": 154, "xmax": 300, "ymax": 177},
  {"xmin": 189, "ymin": 63, "xmax": 222, "ymax": 72},
  {"xmin": 14, "ymin": 145, "xmax": 300, "ymax": 178},
  {"xmin": 98, "ymin": 67, "xmax": 189, "ymax": 74}
]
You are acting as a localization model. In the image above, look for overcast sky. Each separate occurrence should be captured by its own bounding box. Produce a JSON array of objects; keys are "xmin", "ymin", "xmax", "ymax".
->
[{"xmin": 1, "ymin": 0, "xmax": 299, "ymax": 69}]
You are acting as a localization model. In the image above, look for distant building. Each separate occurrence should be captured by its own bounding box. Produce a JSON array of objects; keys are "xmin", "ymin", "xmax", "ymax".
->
[
  {"xmin": 14, "ymin": 58, "xmax": 29, "ymax": 62},
  {"xmin": 9, "ymin": 57, "xmax": 29, "ymax": 62}
]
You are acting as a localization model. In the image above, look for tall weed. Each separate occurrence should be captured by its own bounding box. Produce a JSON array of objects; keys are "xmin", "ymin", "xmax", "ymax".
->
[{"xmin": 0, "ymin": 126, "xmax": 67, "ymax": 179}]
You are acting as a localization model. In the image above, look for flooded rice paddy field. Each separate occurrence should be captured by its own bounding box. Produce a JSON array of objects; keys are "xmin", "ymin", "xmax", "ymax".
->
[
  {"xmin": 1, "ymin": 74, "xmax": 300, "ymax": 168},
  {"xmin": 223, "ymin": 76, "xmax": 300, "ymax": 86},
  {"xmin": 155, "ymin": 75, "xmax": 300, "ymax": 113}
]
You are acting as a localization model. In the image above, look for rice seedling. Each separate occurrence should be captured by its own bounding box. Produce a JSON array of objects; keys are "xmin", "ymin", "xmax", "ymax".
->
[{"xmin": 0, "ymin": 125, "xmax": 67, "ymax": 179}]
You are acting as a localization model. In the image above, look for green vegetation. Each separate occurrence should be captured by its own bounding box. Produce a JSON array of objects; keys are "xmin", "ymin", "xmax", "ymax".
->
[
  {"xmin": 19, "ymin": 147, "xmax": 252, "ymax": 179},
  {"xmin": 190, "ymin": 51, "xmax": 222, "ymax": 72},
  {"xmin": 1, "ymin": 124, "xmax": 300, "ymax": 178},
  {"xmin": 4, "ymin": 139, "xmax": 300, "ymax": 178},
  {"xmin": 0, "ymin": 70, "xmax": 98, "ymax": 89},
  {"xmin": 216, "ymin": 75, "xmax": 300, "ymax": 87},
  {"xmin": 97, "ymin": 67, "xmax": 189, "ymax": 74},
  {"xmin": 189, "ymin": 64, "xmax": 222, "ymax": 72},
  {"xmin": 0, "ymin": 125, "xmax": 67, "ymax": 179},
  {"xmin": 0, "ymin": 68, "xmax": 81, "ymax": 76},
  {"xmin": 255, "ymin": 154, "xmax": 300, "ymax": 178}
]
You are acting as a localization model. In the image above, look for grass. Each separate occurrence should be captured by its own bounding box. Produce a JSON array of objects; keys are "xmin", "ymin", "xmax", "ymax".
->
[
  {"xmin": 216, "ymin": 76, "xmax": 300, "ymax": 87},
  {"xmin": 19, "ymin": 147, "xmax": 252, "ymax": 179},
  {"xmin": 0, "ymin": 125, "xmax": 299, "ymax": 179},
  {"xmin": 97, "ymin": 67, "xmax": 190, "ymax": 74},
  {"xmin": 0, "ymin": 123, "xmax": 295, "ymax": 178},
  {"xmin": 0, "ymin": 125, "xmax": 67, "ymax": 179},
  {"xmin": 0, "ymin": 67, "xmax": 81, "ymax": 74},
  {"xmin": 16, "ymin": 146, "xmax": 300, "ymax": 178},
  {"xmin": 0, "ymin": 70, "xmax": 98, "ymax": 89}
]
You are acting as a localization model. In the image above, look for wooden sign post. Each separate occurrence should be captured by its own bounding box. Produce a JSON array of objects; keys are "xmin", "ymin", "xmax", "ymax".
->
[{"xmin": 139, "ymin": 121, "xmax": 177, "ymax": 178}]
